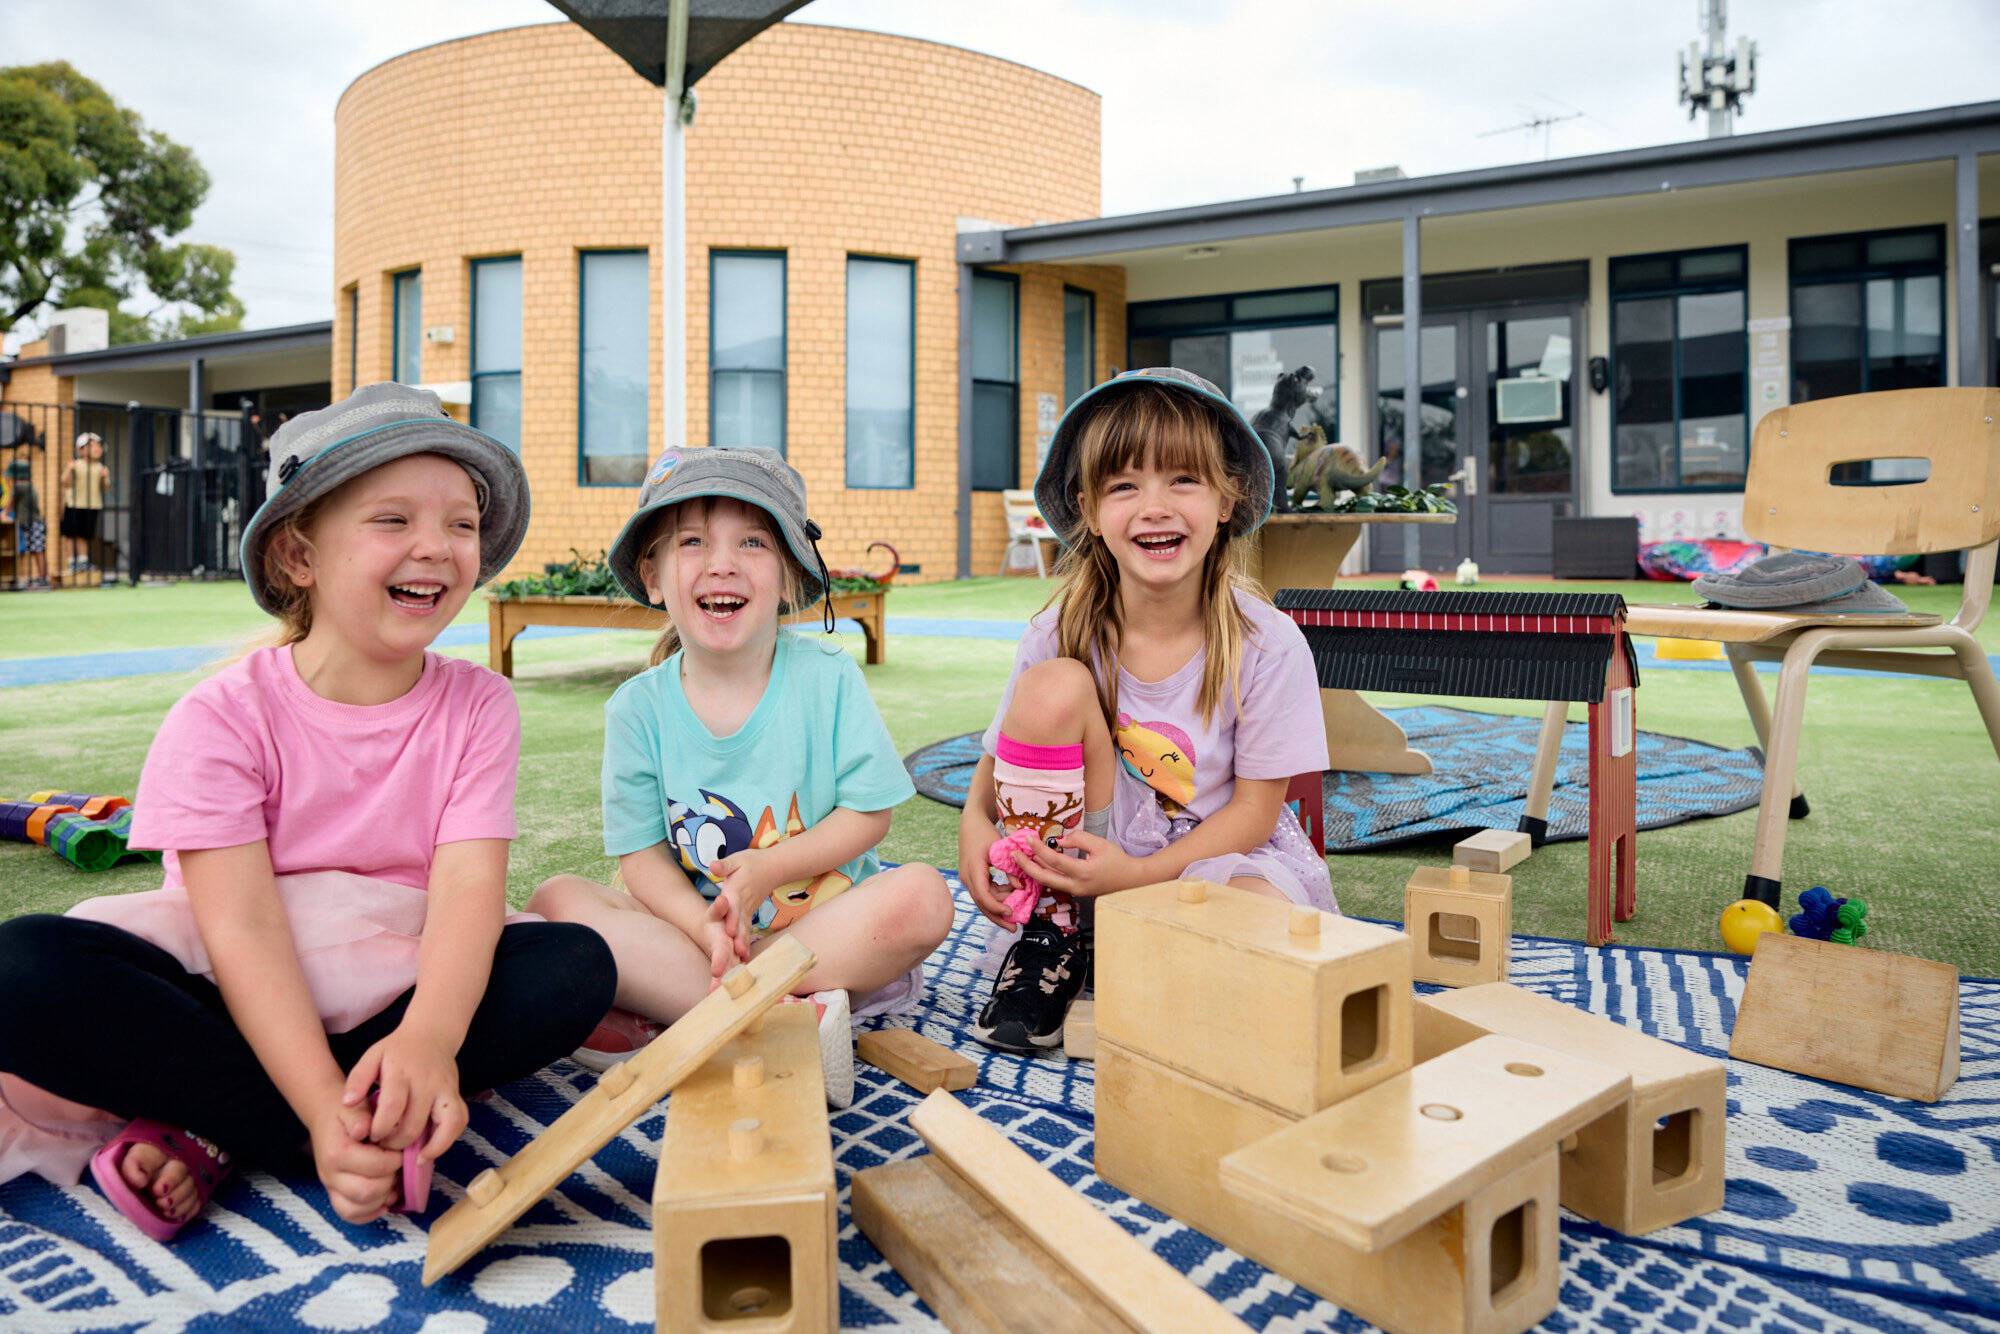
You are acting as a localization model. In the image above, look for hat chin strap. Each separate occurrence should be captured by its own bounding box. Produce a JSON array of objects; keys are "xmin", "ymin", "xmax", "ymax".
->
[{"xmin": 814, "ymin": 540, "xmax": 834, "ymax": 633}]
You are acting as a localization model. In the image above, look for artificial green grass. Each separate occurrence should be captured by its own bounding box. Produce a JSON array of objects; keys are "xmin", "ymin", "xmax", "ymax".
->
[{"xmin": 2, "ymin": 576, "xmax": 1995, "ymax": 973}]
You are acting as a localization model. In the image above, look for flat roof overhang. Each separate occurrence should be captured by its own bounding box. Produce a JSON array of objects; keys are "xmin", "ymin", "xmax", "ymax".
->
[
  {"xmin": 960, "ymin": 100, "xmax": 2000, "ymax": 265},
  {"xmin": 3, "ymin": 322, "xmax": 333, "ymax": 377}
]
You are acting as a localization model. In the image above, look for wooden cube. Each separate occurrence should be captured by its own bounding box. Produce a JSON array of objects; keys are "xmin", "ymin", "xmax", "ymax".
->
[
  {"xmin": 1096, "ymin": 880, "xmax": 1412, "ymax": 1116},
  {"xmin": 1405, "ymin": 865, "xmax": 1512, "ymax": 988},
  {"xmin": 654, "ymin": 1004, "xmax": 836, "ymax": 1333},
  {"xmin": 1096, "ymin": 1039, "xmax": 1565, "ymax": 1334},
  {"xmin": 1731, "ymin": 933, "xmax": 1959, "ymax": 1102},
  {"xmin": 1454, "ymin": 829, "xmax": 1531, "ymax": 874},
  {"xmin": 1062, "ymin": 998, "xmax": 1096, "ymax": 1061},
  {"xmin": 1416, "ymin": 983, "xmax": 1726, "ymax": 1236}
]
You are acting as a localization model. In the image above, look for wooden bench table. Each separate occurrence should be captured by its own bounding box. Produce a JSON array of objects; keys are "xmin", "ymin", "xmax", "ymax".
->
[{"xmin": 486, "ymin": 589, "xmax": 888, "ymax": 678}]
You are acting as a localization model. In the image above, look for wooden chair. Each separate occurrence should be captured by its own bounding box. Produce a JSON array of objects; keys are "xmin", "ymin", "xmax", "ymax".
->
[
  {"xmin": 1001, "ymin": 488, "xmax": 1057, "ymax": 577},
  {"xmin": 1623, "ymin": 387, "xmax": 2000, "ymax": 909}
]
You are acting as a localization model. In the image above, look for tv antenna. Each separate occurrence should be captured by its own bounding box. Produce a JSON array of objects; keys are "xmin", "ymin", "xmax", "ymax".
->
[{"xmin": 1478, "ymin": 108, "xmax": 1584, "ymax": 160}]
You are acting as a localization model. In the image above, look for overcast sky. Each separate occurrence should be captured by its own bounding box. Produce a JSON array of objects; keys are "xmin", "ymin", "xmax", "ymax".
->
[{"xmin": 4, "ymin": 0, "xmax": 1997, "ymax": 342}]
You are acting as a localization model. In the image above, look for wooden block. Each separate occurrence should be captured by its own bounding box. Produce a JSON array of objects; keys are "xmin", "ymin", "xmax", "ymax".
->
[
  {"xmin": 856, "ymin": 1027, "xmax": 976, "ymax": 1093},
  {"xmin": 422, "ymin": 935, "xmax": 814, "ymax": 1285},
  {"xmin": 1454, "ymin": 829, "xmax": 1531, "ymax": 874},
  {"xmin": 654, "ymin": 1003, "xmax": 836, "ymax": 1333},
  {"xmin": 1730, "ymin": 933, "xmax": 1960, "ymax": 1103},
  {"xmin": 1218, "ymin": 1034, "xmax": 1627, "ymax": 1252},
  {"xmin": 1095, "ymin": 1040, "xmax": 1561, "ymax": 1334},
  {"xmin": 907, "ymin": 1089, "xmax": 1244, "ymax": 1334},
  {"xmin": 851, "ymin": 1156, "xmax": 1134, "ymax": 1333},
  {"xmin": 1096, "ymin": 880, "xmax": 1412, "ymax": 1116},
  {"xmin": 1416, "ymin": 983, "xmax": 1726, "ymax": 1235},
  {"xmin": 1405, "ymin": 865, "xmax": 1512, "ymax": 988},
  {"xmin": 1063, "ymin": 998, "xmax": 1096, "ymax": 1061}
]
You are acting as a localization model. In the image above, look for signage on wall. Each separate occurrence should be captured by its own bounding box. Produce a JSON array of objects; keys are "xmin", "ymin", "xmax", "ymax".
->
[
  {"xmin": 1036, "ymin": 393, "xmax": 1060, "ymax": 468},
  {"xmin": 1748, "ymin": 316, "xmax": 1790, "ymax": 413}
]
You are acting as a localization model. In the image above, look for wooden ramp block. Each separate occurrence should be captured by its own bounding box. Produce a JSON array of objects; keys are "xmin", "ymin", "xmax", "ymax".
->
[
  {"xmin": 1219, "ymin": 1034, "xmax": 1627, "ymax": 1252},
  {"xmin": 1096, "ymin": 880, "xmax": 1412, "ymax": 1116},
  {"xmin": 655, "ymin": 1003, "xmax": 835, "ymax": 1333},
  {"xmin": 1406, "ymin": 865, "xmax": 1512, "ymax": 988},
  {"xmin": 1063, "ymin": 998, "xmax": 1096, "ymax": 1061},
  {"xmin": 1731, "ymin": 933, "xmax": 1960, "ymax": 1102},
  {"xmin": 1454, "ymin": 829, "xmax": 1531, "ymax": 874},
  {"xmin": 1415, "ymin": 983, "xmax": 1726, "ymax": 1235},
  {"xmin": 422, "ymin": 935, "xmax": 815, "ymax": 1285},
  {"xmin": 1095, "ymin": 1039, "xmax": 1561, "ymax": 1334},
  {"xmin": 851, "ymin": 1156, "xmax": 1133, "ymax": 1333},
  {"xmin": 908, "ymin": 1089, "xmax": 1245, "ymax": 1333},
  {"xmin": 856, "ymin": 1027, "xmax": 976, "ymax": 1093}
]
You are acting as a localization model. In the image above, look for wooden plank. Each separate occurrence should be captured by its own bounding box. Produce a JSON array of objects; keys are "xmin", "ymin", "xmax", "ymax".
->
[
  {"xmin": 1731, "ymin": 933, "xmax": 1960, "ymax": 1102},
  {"xmin": 1097, "ymin": 881, "xmax": 1412, "ymax": 1116},
  {"xmin": 1219, "ymin": 1034, "xmax": 1628, "ymax": 1253},
  {"xmin": 1454, "ymin": 829, "xmax": 1531, "ymax": 874},
  {"xmin": 908, "ymin": 1089, "xmax": 1245, "ymax": 1333},
  {"xmin": 856, "ymin": 1028, "xmax": 976, "ymax": 1094},
  {"xmin": 852, "ymin": 1157, "xmax": 1133, "ymax": 1334},
  {"xmin": 422, "ymin": 935, "xmax": 815, "ymax": 1285},
  {"xmin": 1063, "ymin": 998, "xmax": 1096, "ymax": 1061}
]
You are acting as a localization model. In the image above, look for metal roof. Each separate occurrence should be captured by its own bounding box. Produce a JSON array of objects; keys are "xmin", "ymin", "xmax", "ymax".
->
[
  {"xmin": 961, "ymin": 99, "xmax": 2000, "ymax": 265},
  {"xmin": 2, "ymin": 321, "xmax": 332, "ymax": 375},
  {"xmin": 543, "ymin": 0, "xmax": 813, "ymax": 88}
]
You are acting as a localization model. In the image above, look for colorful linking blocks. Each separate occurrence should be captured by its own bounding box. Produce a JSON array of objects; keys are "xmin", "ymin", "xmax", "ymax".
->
[{"xmin": 0, "ymin": 791, "xmax": 159, "ymax": 872}]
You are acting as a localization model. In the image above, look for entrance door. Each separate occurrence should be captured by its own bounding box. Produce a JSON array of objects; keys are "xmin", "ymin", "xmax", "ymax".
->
[{"xmin": 1370, "ymin": 314, "xmax": 1465, "ymax": 572}]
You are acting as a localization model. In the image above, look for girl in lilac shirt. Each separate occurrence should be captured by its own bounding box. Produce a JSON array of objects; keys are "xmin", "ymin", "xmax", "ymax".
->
[
  {"xmin": 961, "ymin": 368, "xmax": 1334, "ymax": 1054},
  {"xmin": 0, "ymin": 385, "xmax": 613, "ymax": 1240}
]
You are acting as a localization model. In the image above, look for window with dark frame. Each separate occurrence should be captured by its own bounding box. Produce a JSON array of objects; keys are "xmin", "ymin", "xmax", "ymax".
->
[
  {"xmin": 470, "ymin": 257, "xmax": 522, "ymax": 451},
  {"xmin": 1126, "ymin": 285, "xmax": 1338, "ymax": 444},
  {"xmin": 579, "ymin": 250, "xmax": 651, "ymax": 487},
  {"xmin": 344, "ymin": 286, "xmax": 358, "ymax": 393},
  {"xmin": 391, "ymin": 269, "xmax": 422, "ymax": 385},
  {"xmin": 845, "ymin": 256, "xmax": 915, "ymax": 490},
  {"xmin": 710, "ymin": 250, "xmax": 786, "ymax": 455},
  {"xmin": 970, "ymin": 271, "xmax": 1019, "ymax": 491},
  {"xmin": 1063, "ymin": 285, "xmax": 1095, "ymax": 407},
  {"xmin": 1610, "ymin": 246, "xmax": 1749, "ymax": 493}
]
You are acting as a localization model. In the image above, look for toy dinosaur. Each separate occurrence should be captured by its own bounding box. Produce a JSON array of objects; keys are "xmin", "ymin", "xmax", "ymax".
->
[
  {"xmin": 1286, "ymin": 425, "xmax": 1387, "ymax": 509},
  {"xmin": 1250, "ymin": 366, "xmax": 1319, "ymax": 512}
]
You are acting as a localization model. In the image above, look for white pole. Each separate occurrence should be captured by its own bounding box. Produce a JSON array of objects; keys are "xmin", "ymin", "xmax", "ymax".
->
[{"xmin": 662, "ymin": 0, "xmax": 690, "ymax": 450}]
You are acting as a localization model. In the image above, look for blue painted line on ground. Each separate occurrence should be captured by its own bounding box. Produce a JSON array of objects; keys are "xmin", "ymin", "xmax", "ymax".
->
[{"xmin": 1, "ymin": 617, "xmax": 1992, "ymax": 689}]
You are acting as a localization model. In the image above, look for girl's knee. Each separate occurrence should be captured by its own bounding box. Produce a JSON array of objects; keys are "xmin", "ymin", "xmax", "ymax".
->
[
  {"xmin": 892, "ymin": 865, "xmax": 955, "ymax": 949},
  {"xmin": 1005, "ymin": 659, "xmax": 1099, "ymax": 737},
  {"xmin": 527, "ymin": 873, "xmax": 597, "ymax": 921}
]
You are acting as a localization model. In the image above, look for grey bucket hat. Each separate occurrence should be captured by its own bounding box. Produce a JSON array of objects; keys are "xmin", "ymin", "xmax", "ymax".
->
[
  {"xmin": 1033, "ymin": 366, "xmax": 1274, "ymax": 546},
  {"xmin": 238, "ymin": 382, "xmax": 530, "ymax": 615},
  {"xmin": 606, "ymin": 447, "xmax": 827, "ymax": 611},
  {"xmin": 1695, "ymin": 551, "xmax": 1908, "ymax": 614}
]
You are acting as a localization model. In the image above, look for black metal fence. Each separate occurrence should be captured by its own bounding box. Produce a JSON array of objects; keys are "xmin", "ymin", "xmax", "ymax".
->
[{"xmin": 1, "ymin": 401, "xmax": 267, "ymax": 591}]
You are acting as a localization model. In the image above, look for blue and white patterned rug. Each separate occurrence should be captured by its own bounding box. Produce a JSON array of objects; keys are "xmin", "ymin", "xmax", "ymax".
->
[
  {"xmin": 3, "ymin": 873, "xmax": 1995, "ymax": 1332},
  {"xmin": 905, "ymin": 706, "xmax": 1766, "ymax": 851}
]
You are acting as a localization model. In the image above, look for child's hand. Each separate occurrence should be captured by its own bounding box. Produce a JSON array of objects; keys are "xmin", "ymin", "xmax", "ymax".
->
[
  {"xmin": 957, "ymin": 824, "xmax": 1015, "ymax": 927},
  {"xmin": 308, "ymin": 1103, "xmax": 403, "ymax": 1224},
  {"xmin": 702, "ymin": 894, "xmax": 752, "ymax": 981},
  {"xmin": 709, "ymin": 851, "xmax": 773, "ymax": 953},
  {"xmin": 341, "ymin": 1025, "xmax": 467, "ymax": 1161},
  {"xmin": 1025, "ymin": 830, "xmax": 1144, "ymax": 899}
]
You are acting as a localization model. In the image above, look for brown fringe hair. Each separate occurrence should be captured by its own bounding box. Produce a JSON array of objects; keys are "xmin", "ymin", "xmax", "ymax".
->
[
  {"xmin": 252, "ymin": 496, "xmax": 336, "ymax": 648},
  {"xmin": 1050, "ymin": 381, "xmax": 1261, "ymax": 728},
  {"xmin": 641, "ymin": 498, "xmax": 813, "ymax": 668}
]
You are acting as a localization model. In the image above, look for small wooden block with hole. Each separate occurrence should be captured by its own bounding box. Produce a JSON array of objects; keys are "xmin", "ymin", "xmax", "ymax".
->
[
  {"xmin": 855, "ymin": 1027, "xmax": 976, "ymax": 1094},
  {"xmin": 1416, "ymin": 982, "xmax": 1726, "ymax": 1235},
  {"xmin": 1063, "ymin": 998, "xmax": 1096, "ymax": 1061},
  {"xmin": 422, "ymin": 936, "xmax": 815, "ymax": 1286},
  {"xmin": 1454, "ymin": 828, "xmax": 1532, "ymax": 874},
  {"xmin": 1730, "ymin": 933, "xmax": 1959, "ymax": 1102},
  {"xmin": 1096, "ymin": 880, "xmax": 1412, "ymax": 1116},
  {"xmin": 654, "ymin": 1003, "xmax": 835, "ymax": 1333},
  {"xmin": 1406, "ymin": 864, "xmax": 1512, "ymax": 987},
  {"xmin": 1096, "ymin": 1038, "xmax": 1571, "ymax": 1334}
]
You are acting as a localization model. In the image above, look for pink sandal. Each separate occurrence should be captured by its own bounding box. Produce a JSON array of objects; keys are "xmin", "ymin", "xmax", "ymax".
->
[{"xmin": 89, "ymin": 1119, "xmax": 232, "ymax": 1242}]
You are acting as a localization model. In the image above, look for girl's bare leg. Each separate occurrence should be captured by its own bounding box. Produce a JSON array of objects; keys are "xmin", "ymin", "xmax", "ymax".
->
[
  {"xmin": 527, "ymin": 874, "xmax": 713, "ymax": 1023},
  {"xmin": 749, "ymin": 863, "xmax": 953, "ymax": 998},
  {"xmin": 997, "ymin": 658, "xmax": 1115, "ymax": 812}
]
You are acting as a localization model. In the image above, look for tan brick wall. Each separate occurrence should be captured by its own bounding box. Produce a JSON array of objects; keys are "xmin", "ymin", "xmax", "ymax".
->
[
  {"xmin": 1, "ymin": 343, "xmax": 76, "ymax": 571},
  {"xmin": 333, "ymin": 22, "xmax": 1105, "ymax": 581}
]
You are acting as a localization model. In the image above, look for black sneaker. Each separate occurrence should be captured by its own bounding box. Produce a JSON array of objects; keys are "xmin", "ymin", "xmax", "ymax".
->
[{"xmin": 970, "ymin": 919, "xmax": 1088, "ymax": 1054}]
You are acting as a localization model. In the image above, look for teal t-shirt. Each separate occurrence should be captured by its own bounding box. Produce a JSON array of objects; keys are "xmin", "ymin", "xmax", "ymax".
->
[{"xmin": 600, "ymin": 631, "xmax": 914, "ymax": 934}]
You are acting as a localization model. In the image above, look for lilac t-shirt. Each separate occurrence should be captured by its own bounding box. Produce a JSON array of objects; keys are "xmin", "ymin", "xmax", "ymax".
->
[
  {"xmin": 128, "ymin": 646, "xmax": 521, "ymax": 889},
  {"xmin": 982, "ymin": 590, "xmax": 1330, "ymax": 842}
]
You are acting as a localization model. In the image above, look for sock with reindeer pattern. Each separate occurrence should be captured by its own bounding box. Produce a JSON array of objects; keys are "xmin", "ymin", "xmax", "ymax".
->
[{"xmin": 989, "ymin": 734, "xmax": 1087, "ymax": 933}]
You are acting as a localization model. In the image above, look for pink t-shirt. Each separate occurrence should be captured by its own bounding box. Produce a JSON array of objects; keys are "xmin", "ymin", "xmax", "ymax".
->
[{"xmin": 128, "ymin": 646, "xmax": 521, "ymax": 887}]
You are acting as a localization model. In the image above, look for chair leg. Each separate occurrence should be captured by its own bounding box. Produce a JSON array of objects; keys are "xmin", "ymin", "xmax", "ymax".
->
[
  {"xmin": 1949, "ymin": 632, "xmax": 2000, "ymax": 763},
  {"xmin": 1518, "ymin": 700, "xmax": 1566, "ymax": 845},
  {"xmin": 1744, "ymin": 632, "xmax": 1829, "ymax": 907},
  {"xmin": 1727, "ymin": 644, "xmax": 1807, "ymax": 817}
]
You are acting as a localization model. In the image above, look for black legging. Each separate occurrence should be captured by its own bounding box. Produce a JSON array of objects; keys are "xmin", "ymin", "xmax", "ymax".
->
[{"xmin": 0, "ymin": 914, "xmax": 615, "ymax": 1170}]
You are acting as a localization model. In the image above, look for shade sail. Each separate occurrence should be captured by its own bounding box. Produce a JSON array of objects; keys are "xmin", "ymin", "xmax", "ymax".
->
[{"xmin": 544, "ymin": 0, "xmax": 815, "ymax": 88}]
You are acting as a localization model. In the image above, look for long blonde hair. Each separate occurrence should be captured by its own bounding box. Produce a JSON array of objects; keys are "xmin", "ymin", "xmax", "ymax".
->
[
  {"xmin": 252, "ymin": 497, "xmax": 335, "ymax": 648},
  {"xmin": 640, "ymin": 498, "xmax": 813, "ymax": 667},
  {"xmin": 1051, "ymin": 382, "xmax": 1260, "ymax": 727}
]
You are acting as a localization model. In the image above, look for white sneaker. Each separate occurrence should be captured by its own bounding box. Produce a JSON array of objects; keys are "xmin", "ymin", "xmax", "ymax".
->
[{"xmin": 804, "ymin": 989, "xmax": 854, "ymax": 1109}]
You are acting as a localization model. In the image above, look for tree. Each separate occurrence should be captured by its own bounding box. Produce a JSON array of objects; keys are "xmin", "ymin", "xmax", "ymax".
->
[{"xmin": 0, "ymin": 61, "xmax": 243, "ymax": 345}]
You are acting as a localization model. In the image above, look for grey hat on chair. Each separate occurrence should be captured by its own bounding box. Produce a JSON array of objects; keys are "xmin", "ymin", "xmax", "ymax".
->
[{"xmin": 1695, "ymin": 551, "xmax": 1908, "ymax": 614}]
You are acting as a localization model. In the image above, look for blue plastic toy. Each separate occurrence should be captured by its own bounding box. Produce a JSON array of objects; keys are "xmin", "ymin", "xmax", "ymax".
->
[{"xmin": 1789, "ymin": 885, "xmax": 1868, "ymax": 944}]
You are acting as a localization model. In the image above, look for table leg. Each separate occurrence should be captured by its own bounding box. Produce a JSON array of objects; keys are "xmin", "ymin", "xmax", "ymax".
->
[
  {"xmin": 864, "ymin": 596, "xmax": 884, "ymax": 665},
  {"xmin": 489, "ymin": 601, "xmax": 518, "ymax": 679}
]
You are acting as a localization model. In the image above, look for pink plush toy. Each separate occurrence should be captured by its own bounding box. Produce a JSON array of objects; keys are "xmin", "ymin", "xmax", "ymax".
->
[{"xmin": 987, "ymin": 828, "xmax": 1044, "ymax": 925}]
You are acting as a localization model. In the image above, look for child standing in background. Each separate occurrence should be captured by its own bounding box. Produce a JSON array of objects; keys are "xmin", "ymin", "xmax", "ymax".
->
[
  {"xmin": 7, "ymin": 456, "xmax": 48, "ymax": 588},
  {"xmin": 59, "ymin": 431, "xmax": 110, "ymax": 579}
]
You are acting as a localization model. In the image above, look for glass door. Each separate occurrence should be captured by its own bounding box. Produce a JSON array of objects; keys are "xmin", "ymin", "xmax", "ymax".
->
[
  {"xmin": 1471, "ymin": 305, "xmax": 1579, "ymax": 570},
  {"xmin": 1370, "ymin": 314, "xmax": 1465, "ymax": 572}
]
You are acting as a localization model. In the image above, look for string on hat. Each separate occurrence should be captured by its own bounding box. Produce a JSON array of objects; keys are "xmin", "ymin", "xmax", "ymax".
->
[{"xmin": 805, "ymin": 520, "xmax": 834, "ymax": 633}]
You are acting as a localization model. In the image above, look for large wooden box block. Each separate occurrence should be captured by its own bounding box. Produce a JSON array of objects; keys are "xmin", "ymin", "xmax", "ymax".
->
[
  {"xmin": 654, "ymin": 1005, "xmax": 836, "ymax": 1333},
  {"xmin": 1405, "ymin": 865, "xmax": 1512, "ymax": 988},
  {"xmin": 1095, "ymin": 1039, "xmax": 1561, "ymax": 1334},
  {"xmin": 1416, "ymin": 984, "xmax": 1725, "ymax": 1236},
  {"xmin": 1096, "ymin": 881, "xmax": 1413, "ymax": 1116}
]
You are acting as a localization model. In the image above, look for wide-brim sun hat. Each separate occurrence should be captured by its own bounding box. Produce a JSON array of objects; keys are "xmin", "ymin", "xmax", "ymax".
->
[
  {"xmin": 605, "ymin": 446, "xmax": 827, "ymax": 611},
  {"xmin": 1694, "ymin": 551, "xmax": 1908, "ymax": 614},
  {"xmin": 1033, "ymin": 365, "xmax": 1274, "ymax": 546},
  {"xmin": 238, "ymin": 382, "xmax": 530, "ymax": 615}
]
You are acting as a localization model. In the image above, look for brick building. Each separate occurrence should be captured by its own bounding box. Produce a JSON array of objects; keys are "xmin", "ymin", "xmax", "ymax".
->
[{"xmin": 334, "ymin": 21, "xmax": 1119, "ymax": 583}]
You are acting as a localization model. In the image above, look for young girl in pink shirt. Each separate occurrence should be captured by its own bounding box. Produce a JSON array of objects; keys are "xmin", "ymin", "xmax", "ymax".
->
[{"xmin": 0, "ymin": 384, "xmax": 614, "ymax": 1239}]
